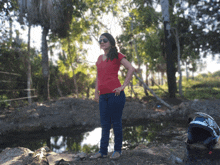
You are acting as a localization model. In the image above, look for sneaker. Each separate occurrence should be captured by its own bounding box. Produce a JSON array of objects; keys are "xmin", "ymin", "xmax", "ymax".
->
[
  {"xmin": 90, "ymin": 151, "xmax": 107, "ymax": 159},
  {"xmin": 110, "ymin": 151, "xmax": 121, "ymax": 159}
]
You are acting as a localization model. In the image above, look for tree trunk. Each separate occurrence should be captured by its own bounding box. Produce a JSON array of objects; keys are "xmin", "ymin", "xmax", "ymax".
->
[
  {"xmin": 130, "ymin": 78, "xmax": 133, "ymax": 97},
  {"xmin": 160, "ymin": 0, "xmax": 176, "ymax": 98},
  {"xmin": 151, "ymin": 71, "xmax": 155, "ymax": 86},
  {"xmin": 46, "ymin": 138, "xmax": 51, "ymax": 149},
  {"xmin": 174, "ymin": 28, "xmax": 183, "ymax": 97},
  {"xmin": 130, "ymin": 13, "xmax": 143, "ymax": 87},
  {"xmin": 129, "ymin": 81, "xmax": 137, "ymax": 98},
  {"xmin": 27, "ymin": 24, "xmax": 32, "ymax": 104},
  {"xmin": 152, "ymin": 78, "xmax": 169, "ymax": 95},
  {"xmin": 41, "ymin": 27, "xmax": 50, "ymax": 100},
  {"xmin": 145, "ymin": 64, "xmax": 149, "ymax": 86},
  {"xmin": 73, "ymin": 72, "xmax": 79, "ymax": 98},
  {"xmin": 174, "ymin": 72, "xmax": 177, "ymax": 93},
  {"xmin": 161, "ymin": 72, "xmax": 164, "ymax": 85},
  {"xmin": 9, "ymin": 19, "xmax": 12, "ymax": 47},
  {"xmin": 186, "ymin": 62, "xmax": 189, "ymax": 80},
  {"xmin": 138, "ymin": 68, "xmax": 143, "ymax": 87},
  {"xmin": 56, "ymin": 78, "xmax": 63, "ymax": 97},
  {"xmin": 134, "ymin": 43, "xmax": 142, "ymax": 86},
  {"xmin": 86, "ymin": 86, "xmax": 90, "ymax": 98},
  {"xmin": 67, "ymin": 35, "xmax": 79, "ymax": 98},
  {"xmin": 158, "ymin": 72, "xmax": 160, "ymax": 85},
  {"xmin": 120, "ymin": 69, "xmax": 126, "ymax": 79}
]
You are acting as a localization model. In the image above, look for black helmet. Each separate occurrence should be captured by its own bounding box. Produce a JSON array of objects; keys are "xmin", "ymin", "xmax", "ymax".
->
[{"xmin": 187, "ymin": 112, "xmax": 220, "ymax": 151}]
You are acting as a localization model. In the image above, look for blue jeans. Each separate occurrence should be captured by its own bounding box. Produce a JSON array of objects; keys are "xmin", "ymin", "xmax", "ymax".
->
[{"xmin": 99, "ymin": 91, "xmax": 126, "ymax": 155}]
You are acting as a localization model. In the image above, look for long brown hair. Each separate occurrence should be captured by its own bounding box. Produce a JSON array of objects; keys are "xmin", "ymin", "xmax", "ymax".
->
[{"xmin": 101, "ymin": 33, "xmax": 118, "ymax": 62}]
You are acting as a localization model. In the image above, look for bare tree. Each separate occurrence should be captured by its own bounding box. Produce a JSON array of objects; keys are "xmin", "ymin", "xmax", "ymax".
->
[
  {"xmin": 27, "ymin": 23, "xmax": 32, "ymax": 104},
  {"xmin": 172, "ymin": 27, "xmax": 183, "ymax": 97},
  {"xmin": 160, "ymin": 0, "xmax": 176, "ymax": 98},
  {"xmin": 156, "ymin": 62, "xmax": 166, "ymax": 85}
]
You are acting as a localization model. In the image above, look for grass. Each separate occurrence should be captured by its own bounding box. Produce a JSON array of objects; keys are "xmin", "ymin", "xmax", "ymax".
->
[
  {"xmin": 123, "ymin": 76, "xmax": 220, "ymax": 101},
  {"xmin": 181, "ymin": 77, "xmax": 220, "ymax": 100},
  {"xmin": 69, "ymin": 75, "xmax": 220, "ymax": 101},
  {"xmin": 2, "ymin": 75, "xmax": 219, "ymax": 110}
]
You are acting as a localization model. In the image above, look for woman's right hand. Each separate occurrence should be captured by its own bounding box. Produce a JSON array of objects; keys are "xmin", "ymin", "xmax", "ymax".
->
[{"xmin": 94, "ymin": 91, "xmax": 99, "ymax": 103}]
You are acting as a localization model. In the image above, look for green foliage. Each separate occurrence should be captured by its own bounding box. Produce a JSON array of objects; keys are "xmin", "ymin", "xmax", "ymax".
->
[
  {"xmin": 2, "ymin": 0, "xmax": 219, "ymax": 104},
  {"xmin": 122, "ymin": 72, "xmax": 220, "ymax": 101},
  {"xmin": 178, "ymin": 0, "xmax": 220, "ymax": 55},
  {"xmin": 0, "ymin": 39, "xmax": 32, "ymax": 100},
  {"xmin": 81, "ymin": 144, "xmax": 99, "ymax": 153},
  {"xmin": 0, "ymin": 0, "xmax": 18, "ymax": 14},
  {"xmin": 73, "ymin": 63, "xmax": 88, "ymax": 75},
  {"xmin": 118, "ymin": 75, "xmax": 125, "ymax": 85},
  {"xmin": 179, "ymin": 76, "xmax": 220, "ymax": 100},
  {"xmin": 123, "ymin": 121, "xmax": 170, "ymax": 150},
  {"xmin": 196, "ymin": 73, "xmax": 209, "ymax": 79},
  {"xmin": 212, "ymin": 71, "xmax": 220, "ymax": 78},
  {"xmin": 123, "ymin": 85, "xmax": 146, "ymax": 99},
  {"xmin": 14, "ymin": 0, "xmax": 121, "ymax": 100},
  {"xmin": 181, "ymin": 75, "xmax": 220, "ymax": 100},
  {"xmin": 0, "ymin": 1, "xmax": 18, "ymax": 43},
  {"xmin": 0, "ymin": 35, "xmax": 97, "ymax": 103},
  {"xmin": 0, "ymin": 95, "xmax": 9, "ymax": 108},
  {"xmin": 132, "ymin": 77, "xmax": 138, "ymax": 86},
  {"xmin": 117, "ymin": 0, "xmax": 165, "ymax": 74}
]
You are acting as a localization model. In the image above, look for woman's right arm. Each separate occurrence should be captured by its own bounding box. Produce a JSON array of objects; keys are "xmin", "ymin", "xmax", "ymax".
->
[
  {"xmin": 94, "ymin": 71, "xmax": 99, "ymax": 103},
  {"xmin": 95, "ymin": 72, "xmax": 99, "ymax": 94},
  {"xmin": 94, "ymin": 57, "xmax": 100, "ymax": 102}
]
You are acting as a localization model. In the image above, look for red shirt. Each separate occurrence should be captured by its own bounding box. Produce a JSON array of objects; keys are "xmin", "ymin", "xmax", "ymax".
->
[{"xmin": 96, "ymin": 52, "xmax": 126, "ymax": 95}]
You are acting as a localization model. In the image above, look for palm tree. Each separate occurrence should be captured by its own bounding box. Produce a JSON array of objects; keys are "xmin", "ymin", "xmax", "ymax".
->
[{"xmin": 17, "ymin": 0, "xmax": 75, "ymax": 100}]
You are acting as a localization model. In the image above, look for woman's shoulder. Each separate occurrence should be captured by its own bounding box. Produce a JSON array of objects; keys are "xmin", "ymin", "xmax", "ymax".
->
[
  {"xmin": 96, "ymin": 54, "xmax": 103, "ymax": 65},
  {"xmin": 118, "ymin": 52, "xmax": 126, "ymax": 57},
  {"xmin": 97, "ymin": 54, "xmax": 103, "ymax": 60},
  {"xmin": 118, "ymin": 52, "xmax": 126, "ymax": 60}
]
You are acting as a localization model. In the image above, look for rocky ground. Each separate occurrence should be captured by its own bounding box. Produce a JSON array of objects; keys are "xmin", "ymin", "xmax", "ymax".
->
[{"xmin": 0, "ymin": 96, "xmax": 220, "ymax": 164}]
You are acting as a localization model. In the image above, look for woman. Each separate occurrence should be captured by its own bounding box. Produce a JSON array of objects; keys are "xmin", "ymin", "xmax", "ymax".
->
[{"xmin": 90, "ymin": 33, "xmax": 135, "ymax": 159}]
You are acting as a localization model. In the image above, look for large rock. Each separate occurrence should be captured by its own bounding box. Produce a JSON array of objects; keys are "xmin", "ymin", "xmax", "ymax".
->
[
  {"xmin": 0, "ymin": 146, "xmax": 49, "ymax": 165},
  {"xmin": 0, "ymin": 146, "xmax": 88, "ymax": 165},
  {"xmin": 47, "ymin": 151, "xmax": 87, "ymax": 164},
  {"xmin": 0, "ymin": 147, "xmax": 33, "ymax": 165}
]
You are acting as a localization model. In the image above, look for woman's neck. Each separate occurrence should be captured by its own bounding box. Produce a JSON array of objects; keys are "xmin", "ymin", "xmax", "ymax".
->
[{"xmin": 103, "ymin": 48, "xmax": 110, "ymax": 56}]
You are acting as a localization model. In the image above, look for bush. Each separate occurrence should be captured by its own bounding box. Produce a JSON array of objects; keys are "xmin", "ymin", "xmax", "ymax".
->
[
  {"xmin": 212, "ymin": 70, "xmax": 220, "ymax": 77},
  {"xmin": 0, "ymin": 95, "xmax": 9, "ymax": 109}
]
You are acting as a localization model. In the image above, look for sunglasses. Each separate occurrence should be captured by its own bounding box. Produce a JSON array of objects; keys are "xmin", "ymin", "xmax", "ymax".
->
[{"xmin": 99, "ymin": 38, "xmax": 109, "ymax": 44}]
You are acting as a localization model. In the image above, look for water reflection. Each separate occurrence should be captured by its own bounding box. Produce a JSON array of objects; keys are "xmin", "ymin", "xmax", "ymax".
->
[
  {"xmin": 49, "ymin": 121, "xmax": 175, "ymax": 153},
  {"xmin": 81, "ymin": 127, "xmax": 101, "ymax": 150},
  {"xmin": 122, "ymin": 122, "xmax": 168, "ymax": 150},
  {"xmin": 51, "ymin": 136, "xmax": 66, "ymax": 153},
  {"xmin": 50, "ymin": 127, "xmax": 113, "ymax": 153},
  {"xmin": 0, "ymin": 121, "xmax": 185, "ymax": 154}
]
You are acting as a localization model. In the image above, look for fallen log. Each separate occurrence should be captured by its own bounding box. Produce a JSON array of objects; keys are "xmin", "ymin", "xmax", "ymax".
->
[{"xmin": 133, "ymin": 72, "xmax": 174, "ymax": 110}]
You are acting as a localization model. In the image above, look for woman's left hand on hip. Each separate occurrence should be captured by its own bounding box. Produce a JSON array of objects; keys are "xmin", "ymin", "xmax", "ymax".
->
[{"xmin": 113, "ymin": 86, "xmax": 124, "ymax": 96}]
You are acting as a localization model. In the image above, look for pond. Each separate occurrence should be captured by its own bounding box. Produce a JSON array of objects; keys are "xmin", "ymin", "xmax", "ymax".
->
[{"xmin": 0, "ymin": 119, "xmax": 187, "ymax": 154}]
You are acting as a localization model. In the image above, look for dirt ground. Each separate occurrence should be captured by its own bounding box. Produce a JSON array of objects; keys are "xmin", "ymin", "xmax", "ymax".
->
[
  {"xmin": 0, "ymin": 96, "xmax": 186, "ymax": 135},
  {"xmin": 69, "ymin": 125, "xmax": 188, "ymax": 165},
  {"xmin": 1, "ymin": 97, "xmax": 220, "ymax": 164}
]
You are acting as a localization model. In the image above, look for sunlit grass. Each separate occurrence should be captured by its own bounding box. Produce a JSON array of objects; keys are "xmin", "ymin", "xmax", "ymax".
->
[
  {"xmin": 82, "ymin": 75, "xmax": 220, "ymax": 101},
  {"xmin": 181, "ymin": 77, "xmax": 220, "ymax": 100},
  {"xmin": 183, "ymin": 88, "xmax": 218, "ymax": 100},
  {"xmin": 123, "ymin": 76, "xmax": 220, "ymax": 100}
]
